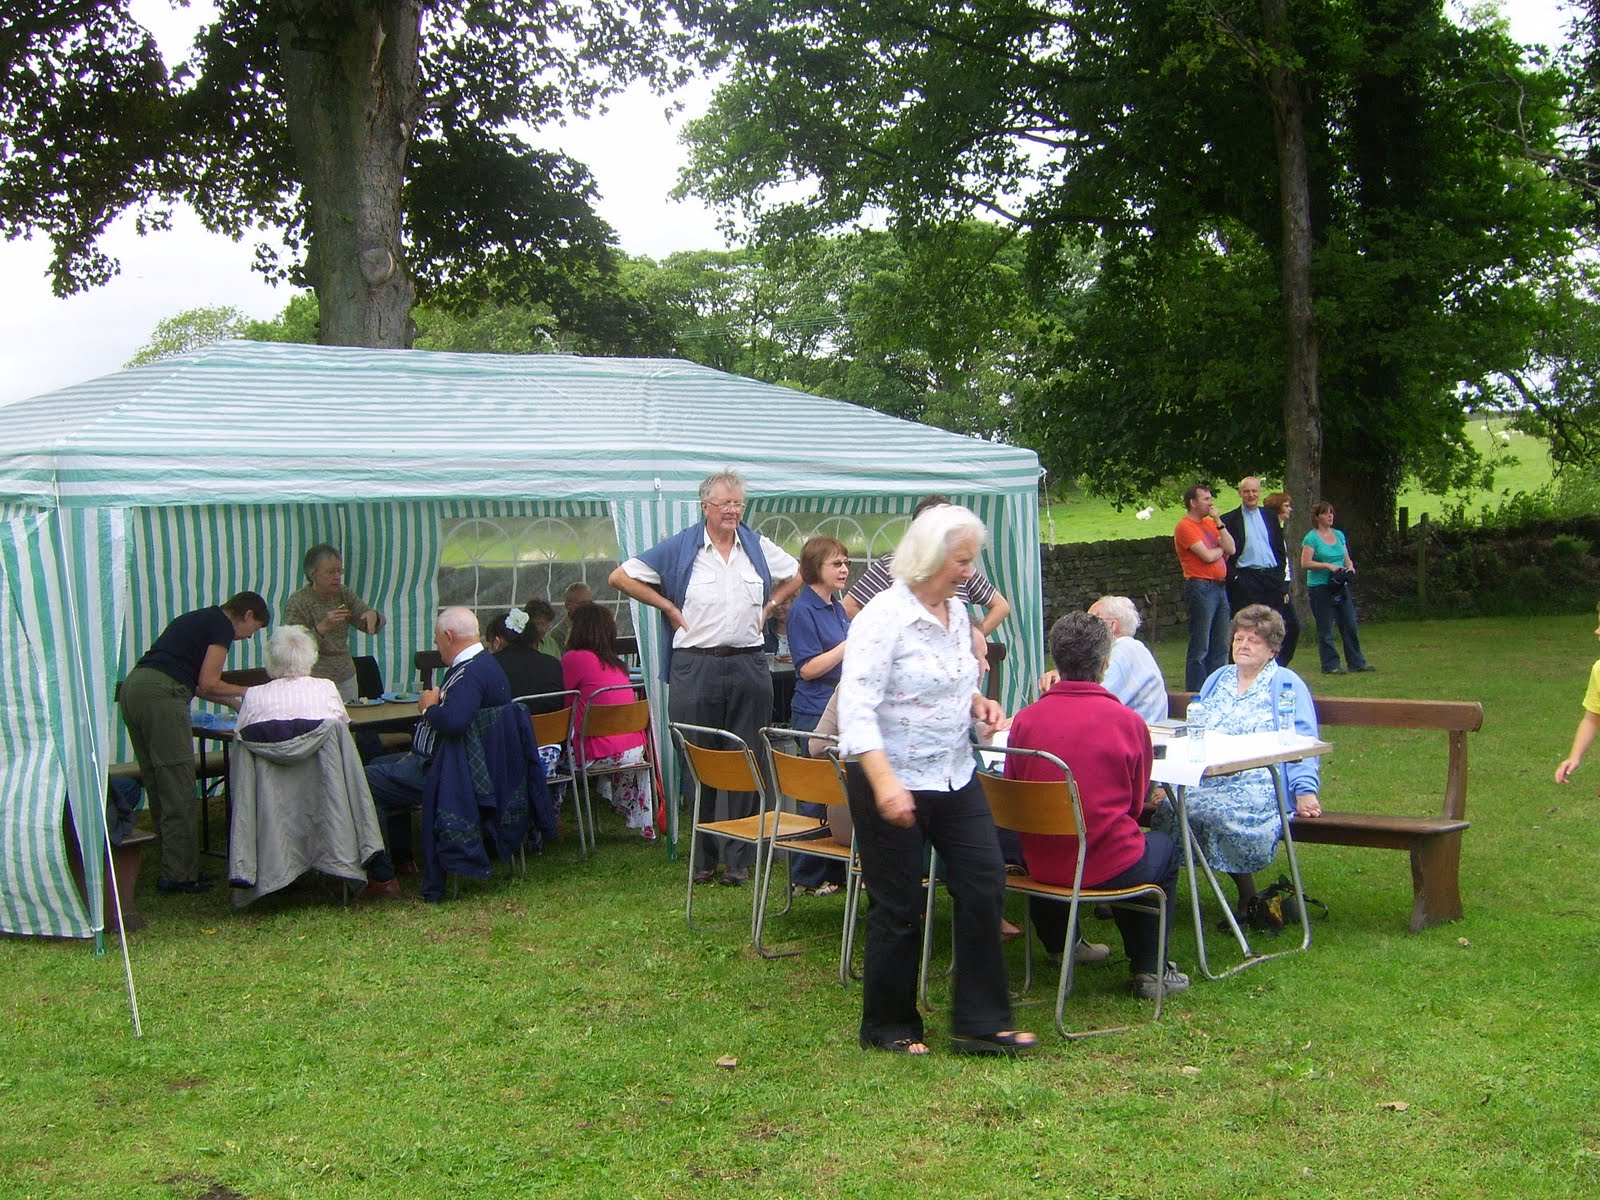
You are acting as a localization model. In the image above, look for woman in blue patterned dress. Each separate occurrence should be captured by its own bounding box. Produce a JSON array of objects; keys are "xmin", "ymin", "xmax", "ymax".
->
[{"xmin": 1148, "ymin": 605, "xmax": 1322, "ymax": 919}]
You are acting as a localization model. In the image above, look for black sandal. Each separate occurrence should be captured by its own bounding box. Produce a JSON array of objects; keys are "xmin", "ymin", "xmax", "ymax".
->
[
  {"xmin": 951, "ymin": 1030, "xmax": 1038, "ymax": 1057},
  {"xmin": 860, "ymin": 1035, "xmax": 930, "ymax": 1055}
]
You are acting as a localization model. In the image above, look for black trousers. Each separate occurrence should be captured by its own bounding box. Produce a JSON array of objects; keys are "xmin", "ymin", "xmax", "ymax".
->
[{"xmin": 847, "ymin": 765, "xmax": 1014, "ymax": 1045}]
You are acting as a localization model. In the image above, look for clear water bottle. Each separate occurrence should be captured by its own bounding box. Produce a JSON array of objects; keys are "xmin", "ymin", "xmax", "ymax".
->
[
  {"xmin": 1187, "ymin": 698, "xmax": 1207, "ymax": 760},
  {"xmin": 1276, "ymin": 679, "xmax": 1297, "ymax": 744}
]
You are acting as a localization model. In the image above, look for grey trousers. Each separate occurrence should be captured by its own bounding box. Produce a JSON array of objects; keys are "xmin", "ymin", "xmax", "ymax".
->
[{"xmin": 669, "ymin": 651, "xmax": 772, "ymax": 872}]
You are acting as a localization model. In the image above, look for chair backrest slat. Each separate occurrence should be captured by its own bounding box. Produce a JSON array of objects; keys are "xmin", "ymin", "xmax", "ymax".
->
[
  {"xmin": 681, "ymin": 741, "xmax": 762, "ymax": 793},
  {"xmin": 979, "ymin": 772, "xmax": 1082, "ymax": 838},
  {"xmin": 770, "ymin": 749, "xmax": 846, "ymax": 808},
  {"xmin": 531, "ymin": 706, "xmax": 575, "ymax": 746},
  {"xmin": 583, "ymin": 699, "xmax": 650, "ymax": 739}
]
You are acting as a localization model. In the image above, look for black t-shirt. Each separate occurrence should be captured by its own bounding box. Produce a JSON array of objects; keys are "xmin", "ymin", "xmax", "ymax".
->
[
  {"xmin": 493, "ymin": 644, "xmax": 565, "ymax": 713},
  {"xmin": 137, "ymin": 607, "xmax": 235, "ymax": 689}
]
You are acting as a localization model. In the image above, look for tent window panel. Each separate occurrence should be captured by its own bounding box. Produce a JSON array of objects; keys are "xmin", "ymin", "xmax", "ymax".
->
[
  {"xmin": 749, "ymin": 511, "xmax": 913, "ymax": 593},
  {"xmin": 438, "ymin": 515, "xmax": 633, "ymax": 636}
]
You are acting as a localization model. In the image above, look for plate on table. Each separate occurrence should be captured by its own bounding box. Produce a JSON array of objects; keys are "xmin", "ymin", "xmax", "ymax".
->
[
  {"xmin": 380, "ymin": 691, "xmax": 418, "ymax": 704},
  {"xmin": 347, "ymin": 697, "xmax": 386, "ymax": 708}
]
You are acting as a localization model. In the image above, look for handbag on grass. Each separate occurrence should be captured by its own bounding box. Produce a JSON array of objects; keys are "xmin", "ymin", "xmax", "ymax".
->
[{"xmin": 1245, "ymin": 875, "xmax": 1329, "ymax": 936}]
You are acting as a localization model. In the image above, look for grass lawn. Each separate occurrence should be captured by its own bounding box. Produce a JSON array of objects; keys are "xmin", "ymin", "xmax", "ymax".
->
[
  {"xmin": 3, "ymin": 613, "xmax": 1599, "ymax": 1198},
  {"xmin": 1043, "ymin": 417, "xmax": 1555, "ymax": 543}
]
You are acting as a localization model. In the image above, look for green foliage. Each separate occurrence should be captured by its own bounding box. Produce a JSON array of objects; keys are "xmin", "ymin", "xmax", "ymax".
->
[
  {"xmin": 125, "ymin": 305, "xmax": 250, "ymax": 367},
  {"xmin": 242, "ymin": 292, "xmax": 320, "ymax": 344},
  {"xmin": 680, "ymin": 0, "xmax": 1584, "ymax": 539},
  {"xmin": 2, "ymin": 1, "xmax": 703, "ymax": 337},
  {"xmin": 618, "ymin": 224, "xmax": 1066, "ymax": 439}
]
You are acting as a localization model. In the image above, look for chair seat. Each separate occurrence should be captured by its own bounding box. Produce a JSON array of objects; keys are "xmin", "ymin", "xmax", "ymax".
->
[
  {"xmin": 1000, "ymin": 873, "xmax": 1166, "ymax": 905},
  {"xmin": 772, "ymin": 834, "xmax": 853, "ymax": 863},
  {"xmin": 699, "ymin": 810, "xmax": 819, "ymax": 844}
]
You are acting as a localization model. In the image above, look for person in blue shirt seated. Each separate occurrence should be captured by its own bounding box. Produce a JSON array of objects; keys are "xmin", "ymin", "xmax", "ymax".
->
[{"xmin": 1146, "ymin": 604, "xmax": 1322, "ymax": 922}]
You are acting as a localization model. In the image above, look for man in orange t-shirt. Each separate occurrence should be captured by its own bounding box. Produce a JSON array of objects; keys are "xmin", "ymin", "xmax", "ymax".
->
[{"xmin": 1173, "ymin": 483, "xmax": 1236, "ymax": 690}]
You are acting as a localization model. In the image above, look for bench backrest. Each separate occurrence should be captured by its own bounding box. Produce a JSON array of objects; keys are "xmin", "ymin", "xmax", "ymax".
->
[{"xmin": 1167, "ymin": 690, "xmax": 1484, "ymax": 821}]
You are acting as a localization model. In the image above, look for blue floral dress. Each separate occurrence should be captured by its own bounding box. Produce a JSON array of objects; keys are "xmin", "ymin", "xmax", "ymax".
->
[{"xmin": 1150, "ymin": 661, "xmax": 1290, "ymax": 874}]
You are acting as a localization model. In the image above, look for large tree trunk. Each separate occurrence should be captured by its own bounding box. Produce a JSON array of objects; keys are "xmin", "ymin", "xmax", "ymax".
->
[
  {"xmin": 278, "ymin": 1, "xmax": 422, "ymax": 347},
  {"xmin": 1261, "ymin": 0, "xmax": 1320, "ymax": 594}
]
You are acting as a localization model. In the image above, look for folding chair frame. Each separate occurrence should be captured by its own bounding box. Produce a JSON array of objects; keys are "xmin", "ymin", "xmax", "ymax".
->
[
  {"xmin": 922, "ymin": 745, "xmax": 1173, "ymax": 1039},
  {"xmin": 669, "ymin": 721, "xmax": 782, "ymax": 949},
  {"xmin": 575, "ymin": 684, "xmax": 660, "ymax": 856},
  {"xmin": 518, "ymin": 689, "xmax": 579, "ymax": 862},
  {"xmin": 757, "ymin": 728, "xmax": 862, "ymax": 975}
]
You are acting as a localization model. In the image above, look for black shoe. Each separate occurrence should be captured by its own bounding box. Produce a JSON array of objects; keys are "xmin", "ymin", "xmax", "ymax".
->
[
  {"xmin": 1354, "ymin": 664, "xmax": 1376, "ymax": 672},
  {"xmin": 1322, "ymin": 667, "xmax": 1347, "ymax": 675},
  {"xmin": 156, "ymin": 875, "xmax": 214, "ymax": 894}
]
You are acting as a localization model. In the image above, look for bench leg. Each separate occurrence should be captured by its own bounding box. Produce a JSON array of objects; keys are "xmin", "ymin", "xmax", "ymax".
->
[{"xmin": 1409, "ymin": 831, "xmax": 1464, "ymax": 933}]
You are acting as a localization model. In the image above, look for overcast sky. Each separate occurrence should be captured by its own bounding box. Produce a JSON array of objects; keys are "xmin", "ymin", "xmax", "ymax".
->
[{"xmin": 0, "ymin": 1, "xmax": 1572, "ymax": 406}]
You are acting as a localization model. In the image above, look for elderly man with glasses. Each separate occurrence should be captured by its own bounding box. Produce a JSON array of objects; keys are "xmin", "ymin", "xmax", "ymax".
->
[{"xmin": 610, "ymin": 470, "xmax": 801, "ymax": 884}]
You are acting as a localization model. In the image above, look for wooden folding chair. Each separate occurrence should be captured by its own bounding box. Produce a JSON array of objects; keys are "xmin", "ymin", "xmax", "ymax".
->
[
  {"xmin": 518, "ymin": 689, "xmax": 580, "ymax": 852},
  {"xmin": 757, "ymin": 729, "xmax": 862, "ymax": 975},
  {"xmin": 576, "ymin": 684, "xmax": 661, "ymax": 854},
  {"xmin": 974, "ymin": 745, "xmax": 1172, "ymax": 1039},
  {"xmin": 669, "ymin": 722, "xmax": 784, "ymax": 948}
]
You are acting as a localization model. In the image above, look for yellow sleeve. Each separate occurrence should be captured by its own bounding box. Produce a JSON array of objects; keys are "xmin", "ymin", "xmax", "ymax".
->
[{"xmin": 1584, "ymin": 660, "xmax": 1600, "ymax": 715}]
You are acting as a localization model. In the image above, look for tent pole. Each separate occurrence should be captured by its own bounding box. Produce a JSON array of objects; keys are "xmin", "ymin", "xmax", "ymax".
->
[{"xmin": 102, "ymin": 837, "xmax": 143, "ymax": 1037}]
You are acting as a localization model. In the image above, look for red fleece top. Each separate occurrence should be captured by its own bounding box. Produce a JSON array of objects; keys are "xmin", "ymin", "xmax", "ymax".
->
[{"xmin": 1004, "ymin": 680, "xmax": 1153, "ymax": 888}]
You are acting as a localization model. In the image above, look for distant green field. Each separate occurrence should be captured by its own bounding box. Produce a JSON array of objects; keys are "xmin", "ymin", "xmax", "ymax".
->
[{"xmin": 1041, "ymin": 417, "xmax": 1556, "ymax": 544}]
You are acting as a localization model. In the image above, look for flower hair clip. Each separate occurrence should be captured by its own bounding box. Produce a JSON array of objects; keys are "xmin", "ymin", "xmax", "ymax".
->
[{"xmin": 506, "ymin": 608, "xmax": 530, "ymax": 634}]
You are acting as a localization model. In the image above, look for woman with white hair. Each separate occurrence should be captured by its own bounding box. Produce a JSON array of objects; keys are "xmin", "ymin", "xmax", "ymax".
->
[
  {"xmin": 837, "ymin": 504, "xmax": 1036, "ymax": 1056},
  {"xmin": 236, "ymin": 625, "xmax": 350, "ymax": 741},
  {"xmin": 230, "ymin": 624, "xmax": 397, "ymax": 903}
]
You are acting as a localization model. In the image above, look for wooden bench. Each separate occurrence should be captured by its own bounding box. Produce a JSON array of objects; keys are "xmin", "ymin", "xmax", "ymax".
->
[{"xmin": 1169, "ymin": 691, "xmax": 1484, "ymax": 932}]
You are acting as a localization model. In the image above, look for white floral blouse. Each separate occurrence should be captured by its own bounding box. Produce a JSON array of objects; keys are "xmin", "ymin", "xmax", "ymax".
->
[{"xmin": 836, "ymin": 580, "xmax": 980, "ymax": 791}]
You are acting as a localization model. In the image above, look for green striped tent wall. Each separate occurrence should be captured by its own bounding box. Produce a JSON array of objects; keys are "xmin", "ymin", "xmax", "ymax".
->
[
  {"xmin": 0, "ymin": 342, "xmax": 1042, "ymax": 936},
  {"xmin": 0, "ymin": 507, "xmax": 123, "ymax": 938}
]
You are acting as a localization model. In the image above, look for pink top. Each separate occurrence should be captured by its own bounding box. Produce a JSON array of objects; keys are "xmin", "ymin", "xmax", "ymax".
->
[
  {"xmin": 561, "ymin": 649, "xmax": 644, "ymax": 762},
  {"xmin": 236, "ymin": 675, "xmax": 349, "ymax": 731}
]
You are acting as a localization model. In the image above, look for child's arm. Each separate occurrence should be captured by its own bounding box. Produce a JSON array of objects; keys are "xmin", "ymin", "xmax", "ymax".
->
[{"xmin": 1555, "ymin": 710, "xmax": 1600, "ymax": 783}]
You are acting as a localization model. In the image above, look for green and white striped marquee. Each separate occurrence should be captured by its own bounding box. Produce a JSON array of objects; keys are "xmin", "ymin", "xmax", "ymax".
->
[{"xmin": 0, "ymin": 340, "xmax": 1042, "ymax": 940}]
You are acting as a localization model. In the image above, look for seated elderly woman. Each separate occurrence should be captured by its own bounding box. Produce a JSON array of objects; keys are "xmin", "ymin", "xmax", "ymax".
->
[
  {"xmin": 230, "ymin": 625, "xmax": 398, "ymax": 903},
  {"xmin": 1147, "ymin": 604, "xmax": 1320, "ymax": 919},
  {"xmin": 1006, "ymin": 611, "xmax": 1188, "ymax": 1000},
  {"xmin": 235, "ymin": 625, "xmax": 351, "ymax": 741}
]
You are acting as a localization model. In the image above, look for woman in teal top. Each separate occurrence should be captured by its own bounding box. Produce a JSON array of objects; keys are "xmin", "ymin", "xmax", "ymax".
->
[{"xmin": 1299, "ymin": 500, "xmax": 1373, "ymax": 675}]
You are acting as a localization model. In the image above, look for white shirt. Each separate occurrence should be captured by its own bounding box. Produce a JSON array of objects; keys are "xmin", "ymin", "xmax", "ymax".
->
[
  {"xmin": 621, "ymin": 530, "xmax": 798, "ymax": 650},
  {"xmin": 837, "ymin": 580, "xmax": 980, "ymax": 791},
  {"xmin": 236, "ymin": 675, "xmax": 349, "ymax": 731}
]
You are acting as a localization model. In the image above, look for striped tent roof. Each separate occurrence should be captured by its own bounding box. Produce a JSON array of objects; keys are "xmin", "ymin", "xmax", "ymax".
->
[
  {"xmin": 0, "ymin": 340, "xmax": 1040, "ymax": 506},
  {"xmin": 0, "ymin": 341, "xmax": 1042, "ymax": 952}
]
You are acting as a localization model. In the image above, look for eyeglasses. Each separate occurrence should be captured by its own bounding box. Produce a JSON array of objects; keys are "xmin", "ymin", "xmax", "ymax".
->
[
  {"xmin": 705, "ymin": 499, "xmax": 746, "ymax": 512},
  {"xmin": 825, "ymin": 558, "xmax": 850, "ymax": 567}
]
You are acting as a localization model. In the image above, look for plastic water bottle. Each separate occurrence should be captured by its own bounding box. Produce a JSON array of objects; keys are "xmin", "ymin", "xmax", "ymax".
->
[
  {"xmin": 1187, "ymin": 698, "xmax": 1207, "ymax": 760},
  {"xmin": 1276, "ymin": 680, "xmax": 1297, "ymax": 744}
]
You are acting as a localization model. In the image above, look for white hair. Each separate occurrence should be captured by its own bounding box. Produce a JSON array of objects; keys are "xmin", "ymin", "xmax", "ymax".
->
[
  {"xmin": 1093, "ymin": 595, "xmax": 1141, "ymax": 636},
  {"xmin": 435, "ymin": 606, "xmax": 481, "ymax": 641},
  {"xmin": 698, "ymin": 470, "xmax": 747, "ymax": 503},
  {"xmin": 890, "ymin": 504, "xmax": 987, "ymax": 584},
  {"xmin": 265, "ymin": 625, "xmax": 319, "ymax": 679}
]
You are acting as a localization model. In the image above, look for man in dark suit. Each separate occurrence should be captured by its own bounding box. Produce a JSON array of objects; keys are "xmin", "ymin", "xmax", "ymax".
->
[
  {"xmin": 1220, "ymin": 476, "xmax": 1299, "ymax": 665},
  {"xmin": 363, "ymin": 606, "xmax": 513, "ymax": 893}
]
